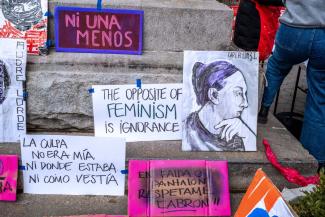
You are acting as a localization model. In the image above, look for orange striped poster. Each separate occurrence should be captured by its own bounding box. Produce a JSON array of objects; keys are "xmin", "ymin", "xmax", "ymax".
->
[{"xmin": 235, "ymin": 169, "xmax": 296, "ymax": 217}]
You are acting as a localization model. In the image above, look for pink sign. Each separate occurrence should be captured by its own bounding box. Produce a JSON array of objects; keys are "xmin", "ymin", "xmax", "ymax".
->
[
  {"xmin": 0, "ymin": 155, "xmax": 18, "ymax": 201},
  {"xmin": 58, "ymin": 215, "xmax": 127, "ymax": 217},
  {"xmin": 128, "ymin": 160, "xmax": 231, "ymax": 216}
]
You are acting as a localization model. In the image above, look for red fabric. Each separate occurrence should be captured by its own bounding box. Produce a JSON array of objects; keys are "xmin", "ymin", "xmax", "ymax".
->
[
  {"xmin": 254, "ymin": 2, "xmax": 281, "ymax": 61},
  {"xmin": 263, "ymin": 139, "xmax": 320, "ymax": 186}
]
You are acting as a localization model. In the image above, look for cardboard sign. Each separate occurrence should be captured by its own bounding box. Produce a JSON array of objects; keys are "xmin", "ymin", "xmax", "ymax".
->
[
  {"xmin": 0, "ymin": 0, "xmax": 48, "ymax": 55},
  {"xmin": 182, "ymin": 51, "xmax": 258, "ymax": 152},
  {"xmin": 235, "ymin": 169, "xmax": 296, "ymax": 217},
  {"xmin": 0, "ymin": 155, "xmax": 18, "ymax": 201},
  {"xmin": 92, "ymin": 84, "xmax": 182, "ymax": 142},
  {"xmin": 0, "ymin": 38, "xmax": 27, "ymax": 142},
  {"xmin": 128, "ymin": 160, "xmax": 231, "ymax": 216},
  {"xmin": 55, "ymin": 6, "xmax": 143, "ymax": 55},
  {"xmin": 20, "ymin": 135, "xmax": 126, "ymax": 196}
]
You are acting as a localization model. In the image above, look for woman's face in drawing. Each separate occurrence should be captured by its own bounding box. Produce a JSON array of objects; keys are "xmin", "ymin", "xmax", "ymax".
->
[{"xmin": 213, "ymin": 71, "xmax": 248, "ymax": 119}]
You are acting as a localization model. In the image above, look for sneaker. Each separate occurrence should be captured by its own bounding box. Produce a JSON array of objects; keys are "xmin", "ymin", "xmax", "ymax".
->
[{"xmin": 258, "ymin": 105, "xmax": 269, "ymax": 124}]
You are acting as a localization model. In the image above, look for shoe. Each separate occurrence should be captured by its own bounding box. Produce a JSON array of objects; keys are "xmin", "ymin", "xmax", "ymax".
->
[
  {"xmin": 317, "ymin": 163, "xmax": 325, "ymax": 174},
  {"xmin": 258, "ymin": 105, "xmax": 269, "ymax": 124}
]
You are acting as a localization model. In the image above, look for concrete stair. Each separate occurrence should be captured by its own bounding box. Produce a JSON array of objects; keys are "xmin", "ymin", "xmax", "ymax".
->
[{"xmin": 0, "ymin": 0, "xmax": 317, "ymax": 216}]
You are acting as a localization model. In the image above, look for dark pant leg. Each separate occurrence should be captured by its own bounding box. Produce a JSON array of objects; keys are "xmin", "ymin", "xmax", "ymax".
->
[
  {"xmin": 261, "ymin": 24, "xmax": 309, "ymax": 107},
  {"xmin": 300, "ymin": 29, "xmax": 325, "ymax": 163}
]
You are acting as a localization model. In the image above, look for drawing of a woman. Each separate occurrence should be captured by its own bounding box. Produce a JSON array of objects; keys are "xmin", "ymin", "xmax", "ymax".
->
[{"xmin": 183, "ymin": 60, "xmax": 256, "ymax": 151}]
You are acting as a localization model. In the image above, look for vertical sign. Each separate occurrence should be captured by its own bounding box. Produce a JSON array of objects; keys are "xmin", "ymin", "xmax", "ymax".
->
[
  {"xmin": 20, "ymin": 135, "xmax": 126, "ymax": 196},
  {"xmin": 55, "ymin": 6, "xmax": 143, "ymax": 55},
  {"xmin": 0, "ymin": 38, "xmax": 27, "ymax": 142},
  {"xmin": 182, "ymin": 51, "xmax": 258, "ymax": 152}
]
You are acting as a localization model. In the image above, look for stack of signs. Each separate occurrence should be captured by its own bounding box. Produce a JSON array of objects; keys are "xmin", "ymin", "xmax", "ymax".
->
[
  {"xmin": 0, "ymin": 0, "xmax": 48, "ymax": 55},
  {"xmin": 128, "ymin": 160, "xmax": 231, "ymax": 216},
  {"xmin": 20, "ymin": 135, "xmax": 126, "ymax": 196},
  {"xmin": 235, "ymin": 169, "xmax": 297, "ymax": 217},
  {"xmin": 0, "ymin": 38, "xmax": 27, "ymax": 142},
  {"xmin": 182, "ymin": 51, "xmax": 258, "ymax": 152},
  {"xmin": 0, "ymin": 155, "xmax": 19, "ymax": 201},
  {"xmin": 92, "ymin": 84, "xmax": 182, "ymax": 141},
  {"xmin": 55, "ymin": 7, "xmax": 143, "ymax": 55}
]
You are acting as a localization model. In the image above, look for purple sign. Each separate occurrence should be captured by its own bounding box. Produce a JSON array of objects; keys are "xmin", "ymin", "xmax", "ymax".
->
[{"xmin": 55, "ymin": 7, "xmax": 143, "ymax": 55}]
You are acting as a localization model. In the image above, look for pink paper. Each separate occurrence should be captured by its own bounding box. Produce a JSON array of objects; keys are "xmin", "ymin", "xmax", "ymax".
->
[
  {"xmin": 128, "ymin": 160, "xmax": 231, "ymax": 216},
  {"xmin": 0, "ymin": 155, "xmax": 18, "ymax": 201},
  {"xmin": 58, "ymin": 215, "xmax": 127, "ymax": 217}
]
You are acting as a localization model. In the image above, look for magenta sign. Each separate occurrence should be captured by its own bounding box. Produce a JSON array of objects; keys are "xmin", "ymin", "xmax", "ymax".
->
[{"xmin": 55, "ymin": 7, "xmax": 143, "ymax": 55}]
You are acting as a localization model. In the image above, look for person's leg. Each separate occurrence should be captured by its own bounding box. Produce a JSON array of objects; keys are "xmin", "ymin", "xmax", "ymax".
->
[
  {"xmin": 300, "ymin": 29, "xmax": 325, "ymax": 165},
  {"xmin": 259, "ymin": 24, "xmax": 310, "ymax": 123}
]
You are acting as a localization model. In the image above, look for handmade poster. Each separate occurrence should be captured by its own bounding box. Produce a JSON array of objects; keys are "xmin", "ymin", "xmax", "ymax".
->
[
  {"xmin": 0, "ymin": 0, "xmax": 48, "ymax": 55},
  {"xmin": 182, "ymin": 51, "xmax": 258, "ymax": 152},
  {"xmin": 92, "ymin": 84, "xmax": 182, "ymax": 142},
  {"xmin": 0, "ymin": 155, "xmax": 18, "ymax": 201},
  {"xmin": 128, "ymin": 160, "xmax": 231, "ymax": 216},
  {"xmin": 55, "ymin": 7, "xmax": 143, "ymax": 55},
  {"xmin": 0, "ymin": 38, "xmax": 27, "ymax": 143},
  {"xmin": 20, "ymin": 135, "xmax": 126, "ymax": 196},
  {"xmin": 235, "ymin": 169, "xmax": 296, "ymax": 217}
]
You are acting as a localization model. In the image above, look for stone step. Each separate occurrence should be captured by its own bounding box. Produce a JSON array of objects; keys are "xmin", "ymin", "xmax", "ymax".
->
[
  {"xmin": 48, "ymin": 0, "xmax": 232, "ymax": 52},
  {"xmin": 0, "ymin": 114, "xmax": 317, "ymax": 193},
  {"xmin": 0, "ymin": 192, "xmax": 245, "ymax": 217},
  {"xmin": 26, "ymin": 50, "xmax": 183, "ymax": 131}
]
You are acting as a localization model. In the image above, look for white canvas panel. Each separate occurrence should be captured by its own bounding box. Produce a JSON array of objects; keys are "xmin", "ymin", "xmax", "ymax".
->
[{"xmin": 182, "ymin": 51, "xmax": 258, "ymax": 151}]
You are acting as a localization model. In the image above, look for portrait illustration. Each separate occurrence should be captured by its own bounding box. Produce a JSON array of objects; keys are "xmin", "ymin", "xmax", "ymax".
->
[{"xmin": 182, "ymin": 51, "xmax": 258, "ymax": 152}]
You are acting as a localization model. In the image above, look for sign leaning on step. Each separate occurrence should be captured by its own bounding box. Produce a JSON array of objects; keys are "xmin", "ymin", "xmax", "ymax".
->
[
  {"xmin": 128, "ymin": 160, "xmax": 231, "ymax": 216},
  {"xmin": 0, "ymin": 38, "xmax": 27, "ymax": 143},
  {"xmin": 20, "ymin": 135, "xmax": 126, "ymax": 196},
  {"xmin": 92, "ymin": 84, "xmax": 182, "ymax": 142},
  {"xmin": 182, "ymin": 51, "xmax": 259, "ymax": 152},
  {"xmin": 55, "ymin": 6, "xmax": 143, "ymax": 55}
]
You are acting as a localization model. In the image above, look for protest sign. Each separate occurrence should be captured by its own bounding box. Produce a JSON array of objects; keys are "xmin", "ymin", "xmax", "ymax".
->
[
  {"xmin": 55, "ymin": 6, "xmax": 143, "ymax": 55},
  {"xmin": 0, "ymin": 0, "xmax": 48, "ymax": 55},
  {"xmin": 235, "ymin": 169, "xmax": 296, "ymax": 217},
  {"xmin": 182, "ymin": 51, "xmax": 258, "ymax": 152},
  {"xmin": 55, "ymin": 215, "xmax": 127, "ymax": 217},
  {"xmin": 128, "ymin": 160, "xmax": 231, "ymax": 216},
  {"xmin": 20, "ymin": 135, "xmax": 126, "ymax": 196},
  {"xmin": 92, "ymin": 84, "xmax": 182, "ymax": 142},
  {"xmin": 0, "ymin": 38, "xmax": 27, "ymax": 142},
  {"xmin": 0, "ymin": 155, "xmax": 18, "ymax": 201}
]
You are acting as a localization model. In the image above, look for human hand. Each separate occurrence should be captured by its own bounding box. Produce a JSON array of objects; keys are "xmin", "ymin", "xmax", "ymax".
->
[{"xmin": 214, "ymin": 118, "xmax": 246, "ymax": 142}]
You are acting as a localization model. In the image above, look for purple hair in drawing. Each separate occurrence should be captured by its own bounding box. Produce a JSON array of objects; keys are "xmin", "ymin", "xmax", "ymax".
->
[{"xmin": 192, "ymin": 61, "xmax": 239, "ymax": 106}]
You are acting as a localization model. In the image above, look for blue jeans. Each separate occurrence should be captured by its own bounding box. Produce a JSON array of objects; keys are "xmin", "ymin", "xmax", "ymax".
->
[{"xmin": 262, "ymin": 23, "xmax": 325, "ymax": 163}]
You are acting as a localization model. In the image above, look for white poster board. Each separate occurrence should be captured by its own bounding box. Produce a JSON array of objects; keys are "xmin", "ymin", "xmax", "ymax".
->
[
  {"xmin": 0, "ymin": 38, "xmax": 27, "ymax": 142},
  {"xmin": 20, "ymin": 135, "xmax": 126, "ymax": 196},
  {"xmin": 92, "ymin": 84, "xmax": 182, "ymax": 142},
  {"xmin": 182, "ymin": 51, "xmax": 258, "ymax": 152}
]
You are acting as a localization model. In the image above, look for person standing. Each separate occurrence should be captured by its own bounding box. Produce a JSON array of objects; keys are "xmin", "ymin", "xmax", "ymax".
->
[{"xmin": 258, "ymin": 0, "xmax": 325, "ymax": 172}]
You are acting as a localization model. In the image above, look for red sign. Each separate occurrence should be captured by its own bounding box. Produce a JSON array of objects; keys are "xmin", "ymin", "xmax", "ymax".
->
[{"xmin": 55, "ymin": 7, "xmax": 143, "ymax": 55}]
